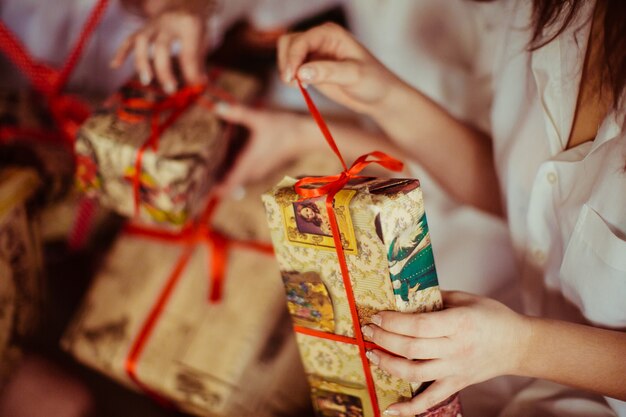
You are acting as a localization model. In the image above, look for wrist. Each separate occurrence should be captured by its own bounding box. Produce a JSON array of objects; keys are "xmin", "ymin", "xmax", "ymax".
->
[
  {"xmin": 512, "ymin": 315, "xmax": 540, "ymax": 377},
  {"xmin": 368, "ymin": 77, "xmax": 428, "ymax": 132}
]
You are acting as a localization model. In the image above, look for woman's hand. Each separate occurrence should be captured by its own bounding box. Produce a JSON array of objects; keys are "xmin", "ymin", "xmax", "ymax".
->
[
  {"xmin": 363, "ymin": 291, "xmax": 532, "ymax": 415},
  {"xmin": 277, "ymin": 23, "xmax": 405, "ymax": 116},
  {"xmin": 111, "ymin": 8, "xmax": 208, "ymax": 93},
  {"xmin": 214, "ymin": 103, "xmax": 315, "ymax": 196}
]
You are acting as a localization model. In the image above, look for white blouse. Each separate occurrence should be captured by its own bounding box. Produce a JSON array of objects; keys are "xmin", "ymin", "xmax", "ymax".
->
[{"xmin": 489, "ymin": 1, "xmax": 626, "ymax": 414}]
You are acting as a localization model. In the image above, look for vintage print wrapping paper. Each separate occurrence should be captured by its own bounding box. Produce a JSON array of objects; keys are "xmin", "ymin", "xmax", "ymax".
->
[
  {"xmin": 0, "ymin": 168, "xmax": 43, "ymax": 384},
  {"xmin": 74, "ymin": 69, "xmax": 258, "ymax": 229},
  {"xmin": 263, "ymin": 176, "xmax": 462, "ymax": 417}
]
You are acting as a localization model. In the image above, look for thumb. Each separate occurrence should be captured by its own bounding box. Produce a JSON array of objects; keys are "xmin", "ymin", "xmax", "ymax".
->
[
  {"xmin": 297, "ymin": 60, "xmax": 361, "ymax": 86},
  {"xmin": 214, "ymin": 102, "xmax": 257, "ymax": 126}
]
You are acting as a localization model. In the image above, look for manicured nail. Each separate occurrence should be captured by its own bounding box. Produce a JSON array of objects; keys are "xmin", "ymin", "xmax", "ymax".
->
[
  {"xmin": 361, "ymin": 325, "xmax": 373, "ymax": 338},
  {"xmin": 140, "ymin": 71, "xmax": 151, "ymax": 86},
  {"xmin": 371, "ymin": 314, "xmax": 382, "ymax": 326},
  {"xmin": 283, "ymin": 67, "xmax": 293, "ymax": 83},
  {"xmin": 365, "ymin": 350, "xmax": 380, "ymax": 365},
  {"xmin": 298, "ymin": 66, "xmax": 316, "ymax": 81},
  {"xmin": 164, "ymin": 81, "xmax": 177, "ymax": 94},
  {"xmin": 383, "ymin": 409, "xmax": 400, "ymax": 416},
  {"xmin": 214, "ymin": 101, "xmax": 230, "ymax": 116}
]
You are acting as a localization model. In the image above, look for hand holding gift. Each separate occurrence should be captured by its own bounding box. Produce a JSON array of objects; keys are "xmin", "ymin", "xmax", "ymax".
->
[{"xmin": 112, "ymin": 0, "xmax": 216, "ymax": 92}]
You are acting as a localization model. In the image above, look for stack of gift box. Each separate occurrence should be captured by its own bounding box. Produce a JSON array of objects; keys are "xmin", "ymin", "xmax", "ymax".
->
[
  {"xmin": 0, "ymin": 63, "xmax": 463, "ymax": 417},
  {"xmin": 61, "ymin": 68, "xmax": 317, "ymax": 417}
]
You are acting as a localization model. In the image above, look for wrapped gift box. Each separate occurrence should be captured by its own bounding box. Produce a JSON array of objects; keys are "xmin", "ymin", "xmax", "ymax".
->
[
  {"xmin": 0, "ymin": 91, "xmax": 75, "ymax": 203},
  {"xmin": 0, "ymin": 168, "xmax": 43, "ymax": 384},
  {"xmin": 62, "ymin": 152, "xmax": 346, "ymax": 416},
  {"xmin": 263, "ymin": 176, "xmax": 461, "ymax": 416},
  {"xmin": 74, "ymin": 69, "xmax": 258, "ymax": 229}
]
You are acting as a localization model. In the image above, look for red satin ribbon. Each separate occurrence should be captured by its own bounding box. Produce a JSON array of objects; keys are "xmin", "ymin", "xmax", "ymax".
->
[
  {"xmin": 0, "ymin": 0, "xmax": 109, "ymax": 144},
  {"xmin": 123, "ymin": 68, "xmax": 237, "ymax": 218},
  {"xmin": 293, "ymin": 81, "xmax": 403, "ymax": 417},
  {"xmin": 0, "ymin": 0, "xmax": 109, "ymax": 251},
  {"xmin": 122, "ymin": 196, "xmax": 274, "ymax": 402}
]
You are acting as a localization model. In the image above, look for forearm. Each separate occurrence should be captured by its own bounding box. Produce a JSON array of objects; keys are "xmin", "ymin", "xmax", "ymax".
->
[
  {"xmin": 518, "ymin": 317, "xmax": 626, "ymax": 400},
  {"xmin": 368, "ymin": 80, "xmax": 503, "ymax": 215}
]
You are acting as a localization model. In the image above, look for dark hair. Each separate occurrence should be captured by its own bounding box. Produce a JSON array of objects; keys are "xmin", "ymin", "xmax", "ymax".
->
[
  {"xmin": 296, "ymin": 202, "xmax": 322, "ymax": 227},
  {"xmin": 528, "ymin": 0, "xmax": 626, "ymax": 108}
]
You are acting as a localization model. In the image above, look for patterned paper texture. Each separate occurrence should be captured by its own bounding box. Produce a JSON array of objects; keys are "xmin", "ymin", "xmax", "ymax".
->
[
  {"xmin": 62, "ymin": 151, "xmax": 348, "ymax": 415},
  {"xmin": 263, "ymin": 176, "xmax": 461, "ymax": 417},
  {"xmin": 74, "ymin": 69, "xmax": 258, "ymax": 229},
  {"xmin": 0, "ymin": 168, "xmax": 43, "ymax": 385}
]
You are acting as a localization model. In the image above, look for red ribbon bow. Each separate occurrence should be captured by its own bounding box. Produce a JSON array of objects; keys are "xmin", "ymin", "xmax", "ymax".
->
[
  {"xmin": 122, "ymin": 196, "xmax": 274, "ymax": 402},
  {"xmin": 293, "ymin": 81, "xmax": 403, "ymax": 417}
]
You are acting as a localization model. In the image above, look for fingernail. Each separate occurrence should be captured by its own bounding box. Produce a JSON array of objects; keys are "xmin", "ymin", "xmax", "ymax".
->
[
  {"xmin": 383, "ymin": 409, "xmax": 401, "ymax": 416},
  {"xmin": 298, "ymin": 66, "xmax": 316, "ymax": 81},
  {"xmin": 361, "ymin": 325, "xmax": 373, "ymax": 339},
  {"xmin": 301, "ymin": 82, "xmax": 309, "ymax": 89},
  {"xmin": 214, "ymin": 101, "xmax": 230, "ymax": 116},
  {"xmin": 164, "ymin": 82, "xmax": 177, "ymax": 94},
  {"xmin": 365, "ymin": 350, "xmax": 380, "ymax": 365},
  {"xmin": 140, "ymin": 71, "xmax": 151, "ymax": 86},
  {"xmin": 283, "ymin": 67, "xmax": 293, "ymax": 83},
  {"xmin": 371, "ymin": 314, "xmax": 382, "ymax": 326}
]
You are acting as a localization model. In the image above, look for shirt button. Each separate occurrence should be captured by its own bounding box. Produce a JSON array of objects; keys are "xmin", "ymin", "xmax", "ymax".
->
[{"xmin": 547, "ymin": 172, "xmax": 557, "ymax": 184}]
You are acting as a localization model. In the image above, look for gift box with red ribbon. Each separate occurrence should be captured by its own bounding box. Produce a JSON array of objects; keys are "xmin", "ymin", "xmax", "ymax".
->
[
  {"xmin": 0, "ymin": 168, "xmax": 44, "ymax": 385},
  {"xmin": 59, "ymin": 152, "xmax": 345, "ymax": 416},
  {"xmin": 74, "ymin": 68, "xmax": 258, "ymax": 229},
  {"xmin": 261, "ymin": 84, "xmax": 462, "ymax": 417}
]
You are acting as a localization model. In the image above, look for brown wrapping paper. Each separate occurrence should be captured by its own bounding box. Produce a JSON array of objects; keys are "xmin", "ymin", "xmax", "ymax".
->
[{"xmin": 74, "ymin": 69, "xmax": 258, "ymax": 229}]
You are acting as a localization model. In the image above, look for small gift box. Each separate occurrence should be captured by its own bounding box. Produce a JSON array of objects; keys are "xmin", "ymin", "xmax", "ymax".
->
[
  {"xmin": 74, "ymin": 68, "xmax": 259, "ymax": 229},
  {"xmin": 261, "ymin": 84, "xmax": 462, "ymax": 417},
  {"xmin": 0, "ymin": 168, "xmax": 44, "ymax": 384},
  {"xmin": 61, "ymin": 201, "xmax": 310, "ymax": 417}
]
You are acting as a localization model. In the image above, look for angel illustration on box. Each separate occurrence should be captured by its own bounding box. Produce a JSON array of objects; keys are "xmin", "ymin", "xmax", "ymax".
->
[{"xmin": 388, "ymin": 213, "xmax": 438, "ymax": 305}]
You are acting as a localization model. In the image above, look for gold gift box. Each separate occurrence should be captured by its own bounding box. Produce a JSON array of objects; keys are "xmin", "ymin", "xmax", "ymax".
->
[
  {"xmin": 74, "ymin": 69, "xmax": 258, "ymax": 229},
  {"xmin": 62, "ymin": 152, "xmax": 345, "ymax": 416},
  {"xmin": 0, "ymin": 168, "xmax": 43, "ymax": 385},
  {"xmin": 263, "ymin": 176, "xmax": 454, "ymax": 416}
]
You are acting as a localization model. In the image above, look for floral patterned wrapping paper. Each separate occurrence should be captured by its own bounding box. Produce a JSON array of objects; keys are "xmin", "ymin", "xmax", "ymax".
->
[
  {"xmin": 74, "ymin": 69, "xmax": 258, "ymax": 229},
  {"xmin": 61, "ymin": 152, "xmax": 346, "ymax": 417},
  {"xmin": 263, "ymin": 176, "xmax": 462, "ymax": 417},
  {"xmin": 0, "ymin": 168, "xmax": 44, "ymax": 385}
]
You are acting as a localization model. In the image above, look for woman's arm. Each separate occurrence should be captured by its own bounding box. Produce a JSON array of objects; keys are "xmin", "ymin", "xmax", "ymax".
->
[
  {"xmin": 363, "ymin": 291, "xmax": 626, "ymax": 416},
  {"xmin": 279, "ymin": 23, "xmax": 503, "ymax": 215},
  {"xmin": 521, "ymin": 316, "xmax": 626, "ymax": 400}
]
